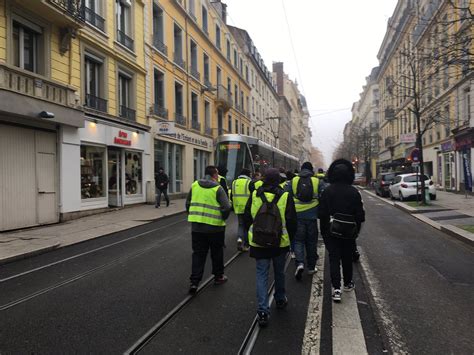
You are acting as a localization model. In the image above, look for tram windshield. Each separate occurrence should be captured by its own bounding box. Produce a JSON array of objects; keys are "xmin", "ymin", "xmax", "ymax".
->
[{"xmin": 216, "ymin": 141, "xmax": 253, "ymax": 182}]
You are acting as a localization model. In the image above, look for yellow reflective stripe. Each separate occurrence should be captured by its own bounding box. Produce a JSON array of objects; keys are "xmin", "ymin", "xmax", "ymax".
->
[
  {"xmin": 188, "ymin": 211, "xmax": 224, "ymax": 220},
  {"xmin": 190, "ymin": 202, "xmax": 221, "ymax": 211}
]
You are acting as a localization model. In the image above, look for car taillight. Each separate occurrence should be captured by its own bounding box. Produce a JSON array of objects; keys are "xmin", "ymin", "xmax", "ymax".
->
[
  {"xmin": 429, "ymin": 181, "xmax": 434, "ymax": 186},
  {"xmin": 401, "ymin": 183, "xmax": 408, "ymax": 188}
]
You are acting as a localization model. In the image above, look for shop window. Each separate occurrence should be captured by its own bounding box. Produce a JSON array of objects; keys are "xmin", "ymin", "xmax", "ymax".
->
[
  {"xmin": 81, "ymin": 145, "xmax": 106, "ymax": 199},
  {"xmin": 125, "ymin": 150, "xmax": 142, "ymax": 195}
]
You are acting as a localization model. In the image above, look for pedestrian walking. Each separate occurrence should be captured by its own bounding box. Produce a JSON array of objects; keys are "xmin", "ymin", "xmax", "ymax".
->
[
  {"xmin": 243, "ymin": 168, "xmax": 297, "ymax": 327},
  {"xmin": 290, "ymin": 162, "xmax": 322, "ymax": 279},
  {"xmin": 217, "ymin": 166, "xmax": 229, "ymax": 197},
  {"xmin": 186, "ymin": 165, "xmax": 231, "ymax": 295},
  {"xmin": 155, "ymin": 167, "xmax": 170, "ymax": 208},
  {"xmin": 318, "ymin": 159, "xmax": 365, "ymax": 302},
  {"xmin": 231, "ymin": 168, "xmax": 252, "ymax": 251}
]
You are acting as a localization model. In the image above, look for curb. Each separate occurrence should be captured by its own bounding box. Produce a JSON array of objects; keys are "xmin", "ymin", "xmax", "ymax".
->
[
  {"xmin": 0, "ymin": 210, "xmax": 187, "ymax": 266},
  {"xmin": 0, "ymin": 242, "xmax": 60, "ymax": 266},
  {"xmin": 360, "ymin": 188, "xmax": 474, "ymax": 247}
]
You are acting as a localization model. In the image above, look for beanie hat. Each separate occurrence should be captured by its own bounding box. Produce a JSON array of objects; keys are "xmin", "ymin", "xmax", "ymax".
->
[
  {"xmin": 301, "ymin": 162, "xmax": 314, "ymax": 172},
  {"xmin": 264, "ymin": 168, "xmax": 280, "ymax": 187}
]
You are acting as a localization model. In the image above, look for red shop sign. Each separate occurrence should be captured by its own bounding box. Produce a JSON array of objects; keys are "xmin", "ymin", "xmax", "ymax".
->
[{"xmin": 114, "ymin": 130, "xmax": 132, "ymax": 146}]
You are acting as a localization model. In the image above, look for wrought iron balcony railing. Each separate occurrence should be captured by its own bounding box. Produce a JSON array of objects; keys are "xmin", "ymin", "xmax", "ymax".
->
[
  {"xmin": 48, "ymin": 0, "xmax": 85, "ymax": 22},
  {"xmin": 85, "ymin": 94, "xmax": 107, "ymax": 112},
  {"xmin": 173, "ymin": 53, "xmax": 186, "ymax": 70},
  {"xmin": 153, "ymin": 104, "xmax": 168, "ymax": 119},
  {"xmin": 175, "ymin": 112, "xmax": 186, "ymax": 126},
  {"xmin": 84, "ymin": 6, "xmax": 105, "ymax": 31},
  {"xmin": 119, "ymin": 105, "xmax": 136, "ymax": 121},
  {"xmin": 117, "ymin": 29, "xmax": 134, "ymax": 51},
  {"xmin": 190, "ymin": 67, "xmax": 200, "ymax": 81},
  {"xmin": 191, "ymin": 120, "xmax": 201, "ymax": 131},
  {"xmin": 153, "ymin": 37, "xmax": 168, "ymax": 56}
]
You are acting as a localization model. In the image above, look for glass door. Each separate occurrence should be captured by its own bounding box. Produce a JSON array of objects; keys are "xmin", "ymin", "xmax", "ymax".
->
[{"xmin": 108, "ymin": 148, "xmax": 122, "ymax": 207}]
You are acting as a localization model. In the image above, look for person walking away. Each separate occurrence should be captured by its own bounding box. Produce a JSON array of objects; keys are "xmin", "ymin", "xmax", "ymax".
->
[
  {"xmin": 291, "ymin": 162, "xmax": 321, "ymax": 279},
  {"xmin": 186, "ymin": 166, "xmax": 231, "ymax": 295},
  {"xmin": 155, "ymin": 168, "xmax": 170, "ymax": 208},
  {"xmin": 217, "ymin": 166, "xmax": 229, "ymax": 197},
  {"xmin": 244, "ymin": 168, "xmax": 297, "ymax": 327},
  {"xmin": 231, "ymin": 168, "xmax": 252, "ymax": 251},
  {"xmin": 318, "ymin": 159, "xmax": 365, "ymax": 302}
]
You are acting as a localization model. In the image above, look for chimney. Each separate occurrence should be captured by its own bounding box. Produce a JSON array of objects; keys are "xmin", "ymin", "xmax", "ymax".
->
[
  {"xmin": 273, "ymin": 62, "xmax": 284, "ymax": 96},
  {"xmin": 211, "ymin": 0, "xmax": 228, "ymax": 24}
]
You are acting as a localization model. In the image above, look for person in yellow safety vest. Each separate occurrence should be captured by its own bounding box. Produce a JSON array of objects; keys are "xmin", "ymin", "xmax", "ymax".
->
[
  {"xmin": 217, "ymin": 166, "xmax": 229, "ymax": 198},
  {"xmin": 186, "ymin": 165, "xmax": 231, "ymax": 295},
  {"xmin": 249, "ymin": 171, "xmax": 263, "ymax": 193},
  {"xmin": 316, "ymin": 168, "xmax": 326, "ymax": 180},
  {"xmin": 243, "ymin": 168, "xmax": 297, "ymax": 328},
  {"xmin": 231, "ymin": 168, "xmax": 252, "ymax": 251},
  {"xmin": 290, "ymin": 162, "xmax": 322, "ymax": 281}
]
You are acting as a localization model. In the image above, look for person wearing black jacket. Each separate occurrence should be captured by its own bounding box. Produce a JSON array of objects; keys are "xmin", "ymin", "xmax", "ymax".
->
[
  {"xmin": 155, "ymin": 168, "xmax": 170, "ymax": 208},
  {"xmin": 243, "ymin": 168, "xmax": 297, "ymax": 327},
  {"xmin": 318, "ymin": 159, "xmax": 365, "ymax": 302}
]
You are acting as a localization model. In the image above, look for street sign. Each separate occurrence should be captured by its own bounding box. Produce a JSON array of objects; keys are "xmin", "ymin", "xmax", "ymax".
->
[{"xmin": 410, "ymin": 148, "xmax": 420, "ymax": 162}]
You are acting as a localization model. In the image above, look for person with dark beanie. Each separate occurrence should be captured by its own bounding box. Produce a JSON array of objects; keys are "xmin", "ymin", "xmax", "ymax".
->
[
  {"xmin": 243, "ymin": 168, "xmax": 297, "ymax": 327},
  {"xmin": 318, "ymin": 159, "xmax": 365, "ymax": 302}
]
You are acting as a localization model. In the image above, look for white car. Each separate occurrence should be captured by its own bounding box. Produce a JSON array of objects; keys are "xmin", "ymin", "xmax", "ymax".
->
[{"xmin": 389, "ymin": 173, "xmax": 437, "ymax": 201}]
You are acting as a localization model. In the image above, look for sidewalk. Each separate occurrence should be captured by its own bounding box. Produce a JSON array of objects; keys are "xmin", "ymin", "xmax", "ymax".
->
[
  {"xmin": 0, "ymin": 200, "xmax": 187, "ymax": 265},
  {"xmin": 364, "ymin": 188, "xmax": 474, "ymax": 246}
]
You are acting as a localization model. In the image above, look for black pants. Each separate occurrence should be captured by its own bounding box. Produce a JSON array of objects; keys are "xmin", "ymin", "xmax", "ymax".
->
[
  {"xmin": 156, "ymin": 188, "xmax": 169, "ymax": 206},
  {"xmin": 323, "ymin": 236, "xmax": 356, "ymax": 289},
  {"xmin": 190, "ymin": 231, "xmax": 225, "ymax": 285}
]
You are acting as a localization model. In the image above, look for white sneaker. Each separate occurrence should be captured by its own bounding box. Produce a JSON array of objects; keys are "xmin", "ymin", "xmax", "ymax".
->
[
  {"xmin": 295, "ymin": 264, "xmax": 304, "ymax": 280},
  {"xmin": 332, "ymin": 289, "xmax": 342, "ymax": 302},
  {"xmin": 290, "ymin": 252, "xmax": 296, "ymax": 259},
  {"xmin": 307, "ymin": 267, "xmax": 318, "ymax": 275},
  {"xmin": 237, "ymin": 238, "xmax": 243, "ymax": 251}
]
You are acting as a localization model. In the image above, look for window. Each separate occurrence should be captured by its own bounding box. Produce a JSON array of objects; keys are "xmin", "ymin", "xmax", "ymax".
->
[
  {"xmin": 444, "ymin": 105, "xmax": 450, "ymax": 137},
  {"xmin": 233, "ymin": 48, "xmax": 237, "ymax": 67},
  {"xmin": 226, "ymin": 39, "xmax": 230, "ymax": 60},
  {"xmin": 12, "ymin": 20, "xmax": 41, "ymax": 73},
  {"xmin": 245, "ymin": 65, "xmax": 249, "ymax": 82},
  {"xmin": 153, "ymin": 69, "xmax": 166, "ymax": 118},
  {"xmin": 228, "ymin": 115, "xmax": 232, "ymax": 132},
  {"xmin": 153, "ymin": 4, "xmax": 166, "ymax": 54},
  {"xmin": 191, "ymin": 92, "xmax": 199, "ymax": 130},
  {"xmin": 235, "ymin": 119, "xmax": 238, "ymax": 133},
  {"xmin": 174, "ymin": 24, "xmax": 184, "ymax": 67},
  {"xmin": 174, "ymin": 82, "xmax": 184, "ymax": 124},
  {"xmin": 118, "ymin": 71, "xmax": 135, "ymax": 120},
  {"xmin": 464, "ymin": 88, "xmax": 471, "ymax": 123},
  {"xmin": 202, "ymin": 6, "xmax": 208, "ymax": 34},
  {"xmin": 247, "ymin": 127, "xmax": 250, "ymax": 136},
  {"xmin": 85, "ymin": 0, "xmax": 105, "ymax": 31},
  {"xmin": 204, "ymin": 101, "xmax": 211, "ymax": 132},
  {"xmin": 84, "ymin": 53, "xmax": 106, "ymax": 112},
  {"xmin": 125, "ymin": 150, "xmax": 142, "ymax": 195},
  {"xmin": 241, "ymin": 123, "xmax": 244, "ymax": 134},
  {"xmin": 203, "ymin": 53, "xmax": 210, "ymax": 84},
  {"xmin": 116, "ymin": 0, "xmax": 133, "ymax": 50},
  {"xmin": 234, "ymin": 84, "xmax": 238, "ymax": 107},
  {"xmin": 190, "ymin": 40, "xmax": 199, "ymax": 79},
  {"xmin": 215, "ymin": 24, "xmax": 221, "ymax": 50},
  {"xmin": 188, "ymin": 0, "xmax": 196, "ymax": 20},
  {"xmin": 216, "ymin": 66, "xmax": 222, "ymax": 86},
  {"xmin": 80, "ymin": 145, "xmax": 106, "ymax": 199}
]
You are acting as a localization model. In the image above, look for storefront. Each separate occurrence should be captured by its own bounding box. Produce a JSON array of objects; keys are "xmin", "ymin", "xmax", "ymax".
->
[
  {"xmin": 440, "ymin": 141, "xmax": 455, "ymax": 190},
  {"xmin": 60, "ymin": 118, "xmax": 151, "ymax": 217},
  {"xmin": 454, "ymin": 129, "xmax": 473, "ymax": 193},
  {"xmin": 153, "ymin": 124, "xmax": 213, "ymax": 196}
]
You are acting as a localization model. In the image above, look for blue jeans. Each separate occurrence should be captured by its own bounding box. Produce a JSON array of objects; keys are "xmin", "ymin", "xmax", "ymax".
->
[
  {"xmin": 255, "ymin": 253, "xmax": 287, "ymax": 314},
  {"xmin": 294, "ymin": 219, "xmax": 318, "ymax": 269},
  {"xmin": 237, "ymin": 214, "xmax": 248, "ymax": 245}
]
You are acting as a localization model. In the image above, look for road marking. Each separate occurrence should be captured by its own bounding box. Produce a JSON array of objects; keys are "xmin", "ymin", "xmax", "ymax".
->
[{"xmin": 358, "ymin": 247, "xmax": 409, "ymax": 354}]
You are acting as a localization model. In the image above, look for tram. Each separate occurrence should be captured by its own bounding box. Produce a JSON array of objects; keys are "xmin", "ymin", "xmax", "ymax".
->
[{"xmin": 215, "ymin": 134, "xmax": 299, "ymax": 183}]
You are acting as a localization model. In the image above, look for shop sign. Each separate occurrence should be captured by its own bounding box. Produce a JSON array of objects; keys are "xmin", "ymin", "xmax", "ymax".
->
[
  {"xmin": 441, "ymin": 141, "xmax": 453, "ymax": 152},
  {"xmin": 462, "ymin": 149, "xmax": 472, "ymax": 192},
  {"xmin": 400, "ymin": 133, "xmax": 417, "ymax": 144},
  {"xmin": 159, "ymin": 127, "xmax": 212, "ymax": 150},
  {"xmin": 157, "ymin": 122, "xmax": 176, "ymax": 135},
  {"xmin": 114, "ymin": 130, "xmax": 132, "ymax": 146},
  {"xmin": 455, "ymin": 137, "xmax": 472, "ymax": 151}
]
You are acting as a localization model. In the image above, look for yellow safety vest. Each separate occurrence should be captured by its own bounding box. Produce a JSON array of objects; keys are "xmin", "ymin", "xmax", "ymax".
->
[
  {"xmin": 254, "ymin": 180, "xmax": 263, "ymax": 190},
  {"xmin": 291, "ymin": 176, "xmax": 320, "ymax": 213},
  {"xmin": 188, "ymin": 181, "xmax": 226, "ymax": 226},
  {"xmin": 232, "ymin": 177, "xmax": 251, "ymax": 214},
  {"xmin": 248, "ymin": 190, "xmax": 290, "ymax": 248},
  {"xmin": 316, "ymin": 173, "xmax": 325, "ymax": 179}
]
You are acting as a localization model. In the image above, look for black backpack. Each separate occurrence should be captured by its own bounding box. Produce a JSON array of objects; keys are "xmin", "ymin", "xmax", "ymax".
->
[
  {"xmin": 252, "ymin": 190, "xmax": 283, "ymax": 248},
  {"xmin": 295, "ymin": 176, "xmax": 314, "ymax": 202}
]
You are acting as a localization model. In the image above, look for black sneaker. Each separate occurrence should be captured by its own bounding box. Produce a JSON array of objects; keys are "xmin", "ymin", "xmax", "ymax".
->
[
  {"xmin": 257, "ymin": 311, "xmax": 269, "ymax": 327},
  {"xmin": 214, "ymin": 275, "xmax": 228, "ymax": 285},
  {"xmin": 276, "ymin": 297, "xmax": 288, "ymax": 309},
  {"xmin": 344, "ymin": 282, "xmax": 355, "ymax": 292},
  {"xmin": 188, "ymin": 284, "xmax": 198, "ymax": 295},
  {"xmin": 353, "ymin": 250, "xmax": 360, "ymax": 262},
  {"xmin": 166, "ymin": 200, "xmax": 170, "ymax": 207}
]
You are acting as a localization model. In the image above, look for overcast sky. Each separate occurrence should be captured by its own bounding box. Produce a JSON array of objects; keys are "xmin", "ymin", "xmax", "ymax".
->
[{"xmin": 225, "ymin": 0, "xmax": 398, "ymax": 167}]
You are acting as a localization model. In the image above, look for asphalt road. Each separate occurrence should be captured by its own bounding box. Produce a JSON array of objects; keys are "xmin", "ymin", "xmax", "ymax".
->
[
  {"xmin": 0, "ymin": 213, "xmax": 312, "ymax": 354},
  {"xmin": 357, "ymin": 191, "xmax": 474, "ymax": 354}
]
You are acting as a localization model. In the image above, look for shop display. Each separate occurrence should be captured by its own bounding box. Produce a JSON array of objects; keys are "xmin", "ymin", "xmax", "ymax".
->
[{"xmin": 81, "ymin": 145, "xmax": 105, "ymax": 199}]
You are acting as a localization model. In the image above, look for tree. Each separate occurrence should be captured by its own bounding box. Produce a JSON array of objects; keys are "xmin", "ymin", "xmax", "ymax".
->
[{"xmin": 310, "ymin": 146, "xmax": 325, "ymax": 169}]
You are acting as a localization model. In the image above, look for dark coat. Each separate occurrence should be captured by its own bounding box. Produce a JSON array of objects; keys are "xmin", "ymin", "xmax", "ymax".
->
[{"xmin": 155, "ymin": 172, "xmax": 169, "ymax": 190}]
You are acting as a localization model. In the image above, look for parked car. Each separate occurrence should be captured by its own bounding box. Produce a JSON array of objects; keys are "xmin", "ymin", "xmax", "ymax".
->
[
  {"xmin": 389, "ymin": 173, "xmax": 437, "ymax": 201},
  {"xmin": 374, "ymin": 172, "xmax": 397, "ymax": 197},
  {"xmin": 353, "ymin": 173, "xmax": 366, "ymax": 186}
]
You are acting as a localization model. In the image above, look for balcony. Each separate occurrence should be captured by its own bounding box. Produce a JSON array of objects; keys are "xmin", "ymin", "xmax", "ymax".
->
[
  {"xmin": 84, "ymin": 6, "xmax": 105, "ymax": 31},
  {"xmin": 385, "ymin": 136, "xmax": 395, "ymax": 147},
  {"xmin": 385, "ymin": 107, "xmax": 395, "ymax": 120},
  {"xmin": 117, "ymin": 30, "xmax": 134, "ymax": 51},
  {"xmin": 85, "ymin": 94, "xmax": 107, "ymax": 112},
  {"xmin": 205, "ymin": 126, "xmax": 212, "ymax": 136},
  {"xmin": 15, "ymin": 0, "xmax": 85, "ymax": 27},
  {"xmin": 175, "ymin": 112, "xmax": 186, "ymax": 126},
  {"xmin": 0, "ymin": 63, "xmax": 78, "ymax": 108},
  {"xmin": 191, "ymin": 120, "xmax": 201, "ymax": 131},
  {"xmin": 189, "ymin": 67, "xmax": 200, "ymax": 81},
  {"xmin": 215, "ymin": 85, "xmax": 232, "ymax": 112},
  {"xmin": 153, "ymin": 37, "xmax": 168, "ymax": 56},
  {"xmin": 173, "ymin": 53, "xmax": 186, "ymax": 70},
  {"xmin": 119, "ymin": 105, "xmax": 136, "ymax": 121},
  {"xmin": 153, "ymin": 104, "xmax": 168, "ymax": 119},
  {"xmin": 204, "ymin": 79, "xmax": 212, "ymax": 88}
]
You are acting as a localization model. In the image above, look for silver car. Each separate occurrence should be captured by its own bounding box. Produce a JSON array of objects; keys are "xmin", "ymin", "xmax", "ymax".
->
[{"xmin": 389, "ymin": 173, "xmax": 437, "ymax": 201}]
